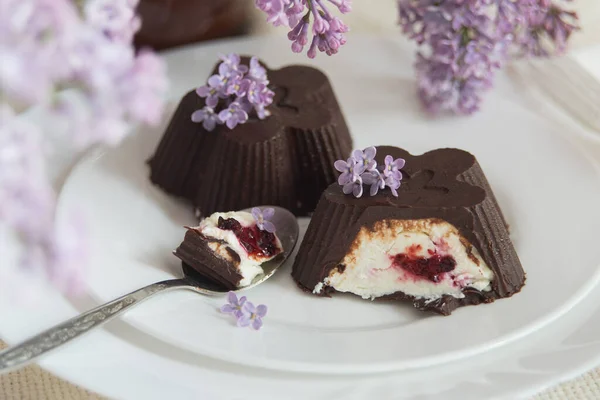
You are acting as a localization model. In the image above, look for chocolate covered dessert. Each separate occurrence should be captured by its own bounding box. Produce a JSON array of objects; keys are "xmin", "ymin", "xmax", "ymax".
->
[
  {"xmin": 292, "ymin": 146, "xmax": 525, "ymax": 315},
  {"xmin": 175, "ymin": 208, "xmax": 283, "ymax": 290},
  {"xmin": 148, "ymin": 55, "xmax": 352, "ymax": 217}
]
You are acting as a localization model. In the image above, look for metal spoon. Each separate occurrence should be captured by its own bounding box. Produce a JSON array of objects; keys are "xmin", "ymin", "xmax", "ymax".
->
[{"xmin": 0, "ymin": 206, "xmax": 299, "ymax": 372}]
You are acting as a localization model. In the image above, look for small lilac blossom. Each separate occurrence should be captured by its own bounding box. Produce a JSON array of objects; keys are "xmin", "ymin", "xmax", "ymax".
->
[
  {"xmin": 251, "ymin": 207, "xmax": 276, "ymax": 233},
  {"xmin": 220, "ymin": 291, "xmax": 248, "ymax": 319},
  {"xmin": 334, "ymin": 158, "xmax": 364, "ymax": 186},
  {"xmin": 85, "ymin": 0, "xmax": 141, "ymax": 43},
  {"xmin": 248, "ymin": 57, "xmax": 268, "ymax": 82},
  {"xmin": 219, "ymin": 53, "xmax": 249, "ymax": 75},
  {"xmin": 352, "ymin": 147, "xmax": 377, "ymax": 171},
  {"xmin": 343, "ymin": 174, "xmax": 363, "ymax": 198},
  {"xmin": 385, "ymin": 175, "xmax": 401, "ymax": 198},
  {"xmin": 238, "ymin": 302, "xmax": 268, "ymax": 330},
  {"xmin": 218, "ymin": 102, "xmax": 249, "ymax": 129},
  {"xmin": 226, "ymin": 78, "xmax": 252, "ymax": 97},
  {"xmin": 382, "ymin": 155, "xmax": 405, "ymax": 181},
  {"xmin": 362, "ymin": 170, "xmax": 385, "ymax": 197},
  {"xmin": 255, "ymin": 0, "xmax": 351, "ymax": 58},
  {"xmin": 191, "ymin": 106, "xmax": 221, "ymax": 131}
]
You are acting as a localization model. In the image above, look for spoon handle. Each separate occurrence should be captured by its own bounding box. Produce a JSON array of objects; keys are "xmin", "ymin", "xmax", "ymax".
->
[{"xmin": 0, "ymin": 277, "xmax": 194, "ymax": 372}]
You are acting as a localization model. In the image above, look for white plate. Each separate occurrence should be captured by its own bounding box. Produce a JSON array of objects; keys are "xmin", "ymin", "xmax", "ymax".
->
[
  {"xmin": 53, "ymin": 35, "xmax": 600, "ymax": 374},
  {"xmin": 1, "ymin": 242, "xmax": 600, "ymax": 400}
]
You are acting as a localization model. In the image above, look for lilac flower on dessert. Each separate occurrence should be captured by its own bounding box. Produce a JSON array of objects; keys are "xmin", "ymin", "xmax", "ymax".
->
[
  {"xmin": 343, "ymin": 174, "xmax": 363, "ymax": 198},
  {"xmin": 218, "ymin": 102, "xmax": 249, "ymax": 129},
  {"xmin": 362, "ymin": 170, "xmax": 385, "ymax": 197},
  {"xmin": 397, "ymin": 0, "xmax": 579, "ymax": 115},
  {"xmin": 334, "ymin": 158, "xmax": 365, "ymax": 186},
  {"xmin": 196, "ymin": 82, "xmax": 223, "ymax": 109},
  {"xmin": 256, "ymin": 0, "xmax": 351, "ymax": 58},
  {"xmin": 382, "ymin": 155, "xmax": 405, "ymax": 181},
  {"xmin": 220, "ymin": 53, "xmax": 249, "ymax": 75},
  {"xmin": 248, "ymin": 57, "xmax": 268, "ymax": 82},
  {"xmin": 220, "ymin": 291, "xmax": 247, "ymax": 318},
  {"xmin": 352, "ymin": 147, "xmax": 377, "ymax": 171},
  {"xmin": 239, "ymin": 302, "xmax": 268, "ymax": 330},
  {"xmin": 384, "ymin": 174, "xmax": 401, "ymax": 198},
  {"xmin": 335, "ymin": 148, "xmax": 405, "ymax": 198},
  {"xmin": 252, "ymin": 207, "xmax": 277, "ymax": 233},
  {"xmin": 192, "ymin": 55, "xmax": 275, "ymax": 131},
  {"xmin": 191, "ymin": 106, "xmax": 221, "ymax": 131}
]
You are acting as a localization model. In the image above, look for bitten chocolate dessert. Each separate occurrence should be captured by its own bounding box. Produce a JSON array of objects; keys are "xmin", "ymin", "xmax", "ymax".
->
[
  {"xmin": 174, "ymin": 208, "xmax": 283, "ymax": 290},
  {"xmin": 292, "ymin": 146, "xmax": 525, "ymax": 315},
  {"xmin": 148, "ymin": 55, "xmax": 352, "ymax": 217}
]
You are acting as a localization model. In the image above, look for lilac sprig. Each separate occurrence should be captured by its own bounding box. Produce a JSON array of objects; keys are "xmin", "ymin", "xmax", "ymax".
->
[
  {"xmin": 252, "ymin": 207, "xmax": 276, "ymax": 233},
  {"xmin": 397, "ymin": 0, "xmax": 579, "ymax": 115},
  {"xmin": 220, "ymin": 292, "xmax": 268, "ymax": 330},
  {"xmin": 192, "ymin": 54, "xmax": 275, "ymax": 131},
  {"xmin": 334, "ymin": 147, "xmax": 405, "ymax": 198},
  {"xmin": 1, "ymin": 0, "xmax": 167, "ymax": 299},
  {"xmin": 255, "ymin": 0, "xmax": 352, "ymax": 59}
]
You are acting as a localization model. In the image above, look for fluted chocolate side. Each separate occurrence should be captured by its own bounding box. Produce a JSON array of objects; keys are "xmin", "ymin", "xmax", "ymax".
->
[
  {"xmin": 174, "ymin": 228, "xmax": 242, "ymax": 290},
  {"xmin": 148, "ymin": 90, "xmax": 219, "ymax": 200},
  {"xmin": 291, "ymin": 147, "xmax": 526, "ymax": 316},
  {"xmin": 194, "ymin": 116, "xmax": 296, "ymax": 216},
  {"xmin": 148, "ymin": 60, "xmax": 353, "ymax": 216}
]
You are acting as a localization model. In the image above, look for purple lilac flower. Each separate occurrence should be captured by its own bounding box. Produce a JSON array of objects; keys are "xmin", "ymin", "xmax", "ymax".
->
[
  {"xmin": 193, "ymin": 55, "xmax": 275, "ymax": 130},
  {"xmin": 343, "ymin": 174, "xmax": 363, "ymax": 198},
  {"xmin": 334, "ymin": 158, "xmax": 365, "ymax": 186},
  {"xmin": 84, "ymin": 0, "xmax": 141, "ymax": 43},
  {"xmin": 248, "ymin": 57, "xmax": 268, "ymax": 82},
  {"xmin": 220, "ymin": 291, "xmax": 247, "ymax": 318},
  {"xmin": 382, "ymin": 155, "xmax": 405, "ymax": 181},
  {"xmin": 385, "ymin": 175, "xmax": 401, "ymax": 198},
  {"xmin": 397, "ymin": 0, "xmax": 579, "ymax": 115},
  {"xmin": 220, "ymin": 53, "xmax": 249, "ymax": 75},
  {"xmin": 251, "ymin": 207, "xmax": 276, "ymax": 233},
  {"xmin": 1, "ymin": 0, "xmax": 168, "ymax": 299},
  {"xmin": 362, "ymin": 170, "xmax": 385, "ymax": 196},
  {"xmin": 256, "ymin": 0, "xmax": 351, "ymax": 58},
  {"xmin": 239, "ymin": 302, "xmax": 268, "ymax": 330},
  {"xmin": 351, "ymin": 147, "xmax": 377, "ymax": 171},
  {"xmin": 197, "ymin": 69, "xmax": 236, "ymax": 108},
  {"xmin": 218, "ymin": 102, "xmax": 249, "ymax": 129},
  {"xmin": 334, "ymin": 148, "xmax": 405, "ymax": 198},
  {"xmin": 121, "ymin": 48, "xmax": 168, "ymax": 126},
  {"xmin": 191, "ymin": 106, "xmax": 221, "ymax": 131}
]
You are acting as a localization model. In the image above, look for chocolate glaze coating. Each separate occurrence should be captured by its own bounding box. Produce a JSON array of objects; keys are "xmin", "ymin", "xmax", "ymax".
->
[
  {"xmin": 174, "ymin": 228, "xmax": 242, "ymax": 291},
  {"xmin": 148, "ymin": 58, "xmax": 353, "ymax": 216},
  {"xmin": 291, "ymin": 146, "xmax": 526, "ymax": 315}
]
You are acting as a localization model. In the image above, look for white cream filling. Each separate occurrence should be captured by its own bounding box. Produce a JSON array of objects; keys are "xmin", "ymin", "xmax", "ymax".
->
[
  {"xmin": 314, "ymin": 219, "xmax": 494, "ymax": 301},
  {"xmin": 198, "ymin": 211, "xmax": 282, "ymax": 287}
]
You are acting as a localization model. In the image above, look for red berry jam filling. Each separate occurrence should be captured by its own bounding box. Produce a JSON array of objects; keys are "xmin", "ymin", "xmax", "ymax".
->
[
  {"xmin": 217, "ymin": 217, "xmax": 280, "ymax": 258},
  {"xmin": 391, "ymin": 245, "xmax": 456, "ymax": 283}
]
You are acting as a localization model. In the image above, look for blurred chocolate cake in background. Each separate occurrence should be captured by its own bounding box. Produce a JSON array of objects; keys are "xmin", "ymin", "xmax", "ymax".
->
[{"xmin": 135, "ymin": 0, "xmax": 251, "ymax": 51}]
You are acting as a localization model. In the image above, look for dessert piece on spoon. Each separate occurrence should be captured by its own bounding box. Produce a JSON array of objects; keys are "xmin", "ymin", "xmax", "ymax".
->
[
  {"xmin": 292, "ymin": 146, "xmax": 525, "ymax": 315},
  {"xmin": 175, "ymin": 207, "xmax": 284, "ymax": 290}
]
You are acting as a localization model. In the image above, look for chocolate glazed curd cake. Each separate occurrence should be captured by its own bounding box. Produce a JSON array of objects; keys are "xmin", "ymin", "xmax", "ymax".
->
[
  {"xmin": 148, "ymin": 55, "xmax": 352, "ymax": 217},
  {"xmin": 174, "ymin": 208, "xmax": 283, "ymax": 290},
  {"xmin": 292, "ymin": 146, "xmax": 525, "ymax": 315}
]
